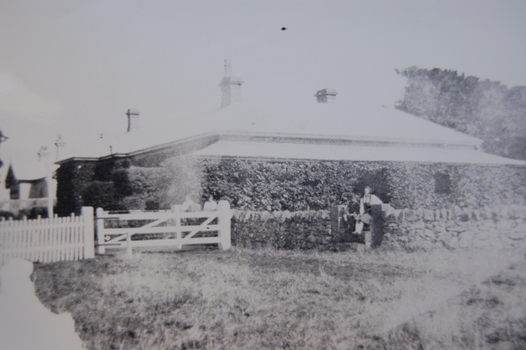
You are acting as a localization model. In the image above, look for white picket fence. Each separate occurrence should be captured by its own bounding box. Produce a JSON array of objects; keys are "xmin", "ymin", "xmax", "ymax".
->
[
  {"xmin": 0, "ymin": 202, "xmax": 233, "ymax": 263},
  {"xmin": 0, "ymin": 207, "xmax": 95, "ymax": 264},
  {"xmin": 96, "ymin": 201, "xmax": 232, "ymax": 256}
]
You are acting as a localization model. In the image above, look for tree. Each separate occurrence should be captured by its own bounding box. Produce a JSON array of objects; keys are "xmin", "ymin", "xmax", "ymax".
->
[
  {"xmin": 396, "ymin": 67, "xmax": 526, "ymax": 160},
  {"xmin": 0, "ymin": 130, "xmax": 7, "ymax": 169}
]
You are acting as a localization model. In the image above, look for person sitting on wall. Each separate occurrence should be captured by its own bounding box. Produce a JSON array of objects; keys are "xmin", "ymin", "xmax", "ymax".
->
[
  {"xmin": 203, "ymin": 195, "xmax": 218, "ymax": 211},
  {"xmin": 343, "ymin": 193, "xmax": 360, "ymax": 234},
  {"xmin": 353, "ymin": 186, "xmax": 383, "ymax": 234},
  {"xmin": 181, "ymin": 195, "xmax": 202, "ymax": 212}
]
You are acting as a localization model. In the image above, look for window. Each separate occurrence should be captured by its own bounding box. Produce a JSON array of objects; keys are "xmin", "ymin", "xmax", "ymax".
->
[{"xmin": 434, "ymin": 172, "xmax": 451, "ymax": 194}]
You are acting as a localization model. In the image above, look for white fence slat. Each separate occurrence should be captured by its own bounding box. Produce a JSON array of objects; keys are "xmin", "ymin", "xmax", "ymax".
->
[
  {"xmin": 66, "ymin": 217, "xmax": 71, "ymax": 261},
  {"xmin": 50, "ymin": 220, "xmax": 54, "ymax": 262},
  {"xmin": 58, "ymin": 217, "xmax": 63, "ymax": 262},
  {"xmin": 66, "ymin": 219, "xmax": 71, "ymax": 261},
  {"xmin": 56, "ymin": 217, "xmax": 62, "ymax": 263},
  {"xmin": 64, "ymin": 222, "xmax": 69, "ymax": 262},
  {"xmin": 73, "ymin": 216, "xmax": 79, "ymax": 261},
  {"xmin": 67, "ymin": 219, "xmax": 72, "ymax": 261},
  {"xmin": 82, "ymin": 207, "xmax": 95, "ymax": 259}
]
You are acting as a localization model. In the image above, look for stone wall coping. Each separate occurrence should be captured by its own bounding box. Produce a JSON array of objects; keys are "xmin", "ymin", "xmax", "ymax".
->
[{"xmin": 384, "ymin": 205, "xmax": 526, "ymax": 223}]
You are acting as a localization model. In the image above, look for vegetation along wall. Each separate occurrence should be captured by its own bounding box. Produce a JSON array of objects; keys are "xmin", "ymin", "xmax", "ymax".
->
[{"xmin": 56, "ymin": 155, "xmax": 526, "ymax": 216}]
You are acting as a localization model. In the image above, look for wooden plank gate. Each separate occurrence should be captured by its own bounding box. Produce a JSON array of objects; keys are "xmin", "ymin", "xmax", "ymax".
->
[
  {"xmin": 95, "ymin": 201, "xmax": 232, "ymax": 256},
  {"xmin": 0, "ymin": 207, "xmax": 95, "ymax": 264}
]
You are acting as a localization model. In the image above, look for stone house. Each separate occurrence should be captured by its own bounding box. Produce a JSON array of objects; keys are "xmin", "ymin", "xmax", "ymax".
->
[{"xmin": 55, "ymin": 79, "xmax": 526, "ymax": 216}]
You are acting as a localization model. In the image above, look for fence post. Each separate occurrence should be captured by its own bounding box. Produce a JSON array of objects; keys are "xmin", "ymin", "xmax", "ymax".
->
[
  {"xmin": 126, "ymin": 232, "xmax": 133, "ymax": 258},
  {"xmin": 81, "ymin": 207, "xmax": 95, "ymax": 259},
  {"xmin": 96, "ymin": 208, "xmax": 105, "ymax": 254},
  {"xmin": 171, "ymin": 205, "xmax": 182, "ymax": 250},
  {"xmin": 218, "ymin": 200, "xmax": 232, "ymax": 250},
  {"xmin": 331, "ymin": 205, "xmax": 348, "ymax": 242}
]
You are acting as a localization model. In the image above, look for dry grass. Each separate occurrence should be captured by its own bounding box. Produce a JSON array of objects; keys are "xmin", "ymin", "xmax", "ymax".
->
[{"xmin": 33, "ymin": 245, "xmax": 526, "ymax": 350}]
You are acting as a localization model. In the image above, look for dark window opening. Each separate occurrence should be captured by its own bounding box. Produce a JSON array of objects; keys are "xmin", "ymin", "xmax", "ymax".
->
[{"xmin": 434, "ymin": 172, "xmax": 452, "ymax": 194}]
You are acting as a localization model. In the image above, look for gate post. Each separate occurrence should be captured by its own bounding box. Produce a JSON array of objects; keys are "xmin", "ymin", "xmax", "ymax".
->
[
  {"xmin": 95, "ymin": 208, "xmax": 106, "ymax": 254},
  {"xmin": 218, "ymin": 201, "xmax": 232, "ymax": 250},
  {"xmin": 171, "ymin": 205, "xmax": 182, "ymax": 250},
  {"xmin": 81, "ymin": 207, "xmax": 95, "ymax": 259},
  {"xmin": 331, "ymin": 205, "xmax": 348, "ymax": 242}
]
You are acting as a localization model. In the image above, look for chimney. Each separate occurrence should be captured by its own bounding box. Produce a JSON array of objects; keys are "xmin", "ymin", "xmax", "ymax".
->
[
  {"xmin": 54, "ymin": 134, "xmax": 65, "ymax": 160},
  {"xmin": 220, "ymin": 60, "xmax": 243, "ymax": 108},
  {"xmin": 315, "ymin": 89, "xmax": 338, "ymax": 103},
  {"xmin": 126, "ymin": 109, "xmax": 140, "ymax": 132},
  {"xmin": 38, "ymin": 146, "xmax": 51, "ymax": 162}
]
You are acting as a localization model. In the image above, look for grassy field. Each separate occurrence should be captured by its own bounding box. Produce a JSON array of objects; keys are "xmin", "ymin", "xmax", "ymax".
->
[{"xmin": 32, "ymin": 245, "xmax": 526, "ymax": 350}]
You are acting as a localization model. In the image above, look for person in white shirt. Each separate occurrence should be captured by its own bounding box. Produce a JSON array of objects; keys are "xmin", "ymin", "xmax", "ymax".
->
[
  {"xmin": 353, "ymin": 186, "xmax": 383, "ymax": 234},
  {"xmin": 203, "ymin": 195, "xmax": 218, "ymax": 211}
]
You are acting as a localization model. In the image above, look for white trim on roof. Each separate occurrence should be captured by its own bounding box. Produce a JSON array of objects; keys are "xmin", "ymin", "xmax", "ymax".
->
[{"xmin": 190, "ymin": 140, "xmax": 526, "ymax": 166}]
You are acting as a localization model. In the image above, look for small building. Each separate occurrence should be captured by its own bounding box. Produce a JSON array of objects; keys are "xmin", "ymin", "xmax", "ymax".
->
[{"xmin": 1, "ymin": 161, "xmax": 56, "ymax": 215}]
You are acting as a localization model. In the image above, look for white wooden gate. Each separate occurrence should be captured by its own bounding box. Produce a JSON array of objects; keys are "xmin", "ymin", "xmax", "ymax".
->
[{"xmin": 95, "ymin": 201, "xmax": 232, "ymax": 256}]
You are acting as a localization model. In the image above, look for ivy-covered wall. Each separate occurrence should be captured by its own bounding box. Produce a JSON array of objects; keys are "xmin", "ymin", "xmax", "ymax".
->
[
  {"xmin": 55, "ymin": 158, "xmax": 132, "ymax": 215},
  {"xmin": 55, "ymin": 160, "xmax": 97, "ymax": 216},
  {"xmin": 56, "ymin": 155, "xmax": 526, "ymax": 216},
  {"xmin": 198, "ymin": 158, "xmax": 526, "ymax": 211}
]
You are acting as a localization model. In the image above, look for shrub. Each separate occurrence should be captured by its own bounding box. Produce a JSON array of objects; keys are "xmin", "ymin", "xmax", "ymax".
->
[
  {"xmin": 0, "ymin": 210, "xmax": 15, "ymax": 220},
  {"xmin": 82, "ymin": 181, "xmax": 116, "ymax": 210}
]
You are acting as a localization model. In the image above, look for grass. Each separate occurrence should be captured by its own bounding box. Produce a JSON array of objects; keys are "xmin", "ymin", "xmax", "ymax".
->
[{"xmin": 32, "ymin": 245, "xmax": 526, "ymax": 350}]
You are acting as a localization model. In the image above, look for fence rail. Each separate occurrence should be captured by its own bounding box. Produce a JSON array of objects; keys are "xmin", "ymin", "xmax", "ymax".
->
[
  {"xmin": 96, "ymin": 201, "xmax": 232, "ymax": 256},
  {"xmin": 0, "ymin": 207, "xmax": 95, "ymax": 264}
]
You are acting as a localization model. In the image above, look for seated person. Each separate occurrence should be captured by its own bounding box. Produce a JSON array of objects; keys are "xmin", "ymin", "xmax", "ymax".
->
[
  {"xmin": 353, "ymin": 186, "xmax": 383, "ymax": 234},
  {"xmin": 343, "ymin": 193, "xmax": 360, "ymax": 233},
  {"xmin": 203, "ymin": 195, "xmax": 218, "ymax": 211}
]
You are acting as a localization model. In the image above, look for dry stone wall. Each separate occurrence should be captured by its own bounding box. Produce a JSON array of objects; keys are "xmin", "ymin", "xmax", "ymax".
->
[
  {"xmin": 381, "ymin": 205, "xmax": 526, "ymax": 250},
  {"xmin": 230, "ymin": 205, "xmax": 526, "ymax": 251},
  {"xmin": 231, "ymin": 210, "xmax": 332, "ymax": 250}
]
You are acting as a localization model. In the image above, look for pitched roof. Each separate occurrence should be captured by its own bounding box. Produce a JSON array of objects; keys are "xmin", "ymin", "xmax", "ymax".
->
[
  {"xmin": 2, "ymin": 161, "xmax": 54, "ymax": 182},
  {"xmin": 57, "ymin": 97, "xmax": 526, "ymax": 166}
]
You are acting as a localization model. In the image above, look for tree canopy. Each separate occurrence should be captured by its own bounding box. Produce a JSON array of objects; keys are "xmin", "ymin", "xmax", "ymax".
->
[{"xmin": 396, "ymin": 67, "xmax": 526, "ymax": 160}]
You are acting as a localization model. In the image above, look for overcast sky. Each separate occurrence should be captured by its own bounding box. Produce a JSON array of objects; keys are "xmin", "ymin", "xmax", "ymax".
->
[{"xmin": 1, "ymin": 0, "xmax": 526, "ymax": 172}]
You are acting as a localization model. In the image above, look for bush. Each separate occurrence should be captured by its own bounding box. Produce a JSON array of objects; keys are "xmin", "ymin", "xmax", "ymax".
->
[
  {"xmin": 0, "ymin": 210, "xmax": 15, "ymax": 220},
  {"xmin": 82, "ymin": 181, "xmax": 116, "ymax": 210}
]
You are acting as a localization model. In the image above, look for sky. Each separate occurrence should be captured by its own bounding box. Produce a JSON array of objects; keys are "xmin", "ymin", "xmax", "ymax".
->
[{"xmin": 1, "ymin": 0, "xmax": 526, "ymax": 181}]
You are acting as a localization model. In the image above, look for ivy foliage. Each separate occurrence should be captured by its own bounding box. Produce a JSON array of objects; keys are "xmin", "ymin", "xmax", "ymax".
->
[
  {"xmin": 200, "ymin": 159, "xmax": 390, "ymax": 211},
  {"xmin": 118, "ymin": 167, "xmax": 173, "ymax": 210},
  {"xmin": 82, "ymin": 181, "xmax": 116, "ymax": 210},
  {"xmin": 56, "ymin": 155, "xmax": 526, "ymax": 215},
  {"xmin": 200, "ymin": 159, "xmax": 526, "ymax": 211},
  {"xmin": 55, "ymin": 161, "xmax": 97, "ymax": 216}
]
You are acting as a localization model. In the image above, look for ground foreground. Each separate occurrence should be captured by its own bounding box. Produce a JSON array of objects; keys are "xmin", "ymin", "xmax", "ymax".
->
[{"xmin": 33, "ymin": 245, "xmax": 526, "ymax": 350}]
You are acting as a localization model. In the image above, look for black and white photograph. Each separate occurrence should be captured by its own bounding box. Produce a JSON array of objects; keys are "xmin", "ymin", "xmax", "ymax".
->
[{"xmin": 1, "ymin": 1, "xmax": 526, "ymax": 349}]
